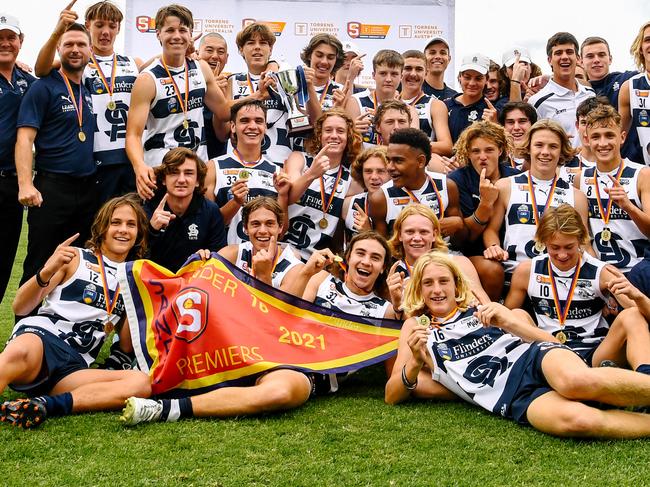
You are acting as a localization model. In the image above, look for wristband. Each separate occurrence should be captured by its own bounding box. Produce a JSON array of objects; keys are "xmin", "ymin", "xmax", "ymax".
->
[
  {"xmin": 510, "ymin": 79, "xmax": 522, "ymax": 84},
  {"xmin": 401, "ymin": 364, "xmax": 417, "ymax": 390},
  {"xmin": 35, "ymin": 268, "xmax": 50, "ymax": 288},
  {"xmin": 472, "ymin": 211, "xmax": 489, "ymax": 226}
]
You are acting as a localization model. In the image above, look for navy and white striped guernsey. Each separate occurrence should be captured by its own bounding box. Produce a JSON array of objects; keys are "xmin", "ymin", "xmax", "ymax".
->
[
  {"xmin": 625, "ymin": 73, "xmax": 650, "ymax": 166},
  {"xmin": 142, "ymin": 58, "xmax": 207, "ymax": 167},
  {"xmin": 426, "ymin": 307, "xmax": 541, "ymax": 419},
  {"xmin": 527, "ymin": 253, "xmax": 608, "ymax": 356},
  {"xmin": 84, "ymin": 53, "xmax": 138, "ymax": 166},
  {"xmin": 314, "ymin": 273, "xmax": 390, "ymax": 318},
  {"xmin": 503, "ymin": 171, "xmax": 574, "ymax": 273},
  {"xmin": 282, "ymin": 155, "xmax": 352, "ymax": 260},
  {"xmin": 228, "ymin": 72, "xmax": 292, "ymax": 166},
  {"xmin": 381, "ymin": 170, "xmax": 448, "ymax": 235},
  {"xmin": 580, "ymin": 159, "xmax": 650, "ymax": 272},
  {"xmin": 212, "ymin": 153, "xmax": 279, "ymax": 244},
  {"xmin": 11, "ymin": 248, "xmax": 124, "ymax": 365},
  {"xmin": 351, "ymin": 89, "xmax": 379, "ymax": 147},
  {"xmin": 235, "ymin": 241, "xmax": 302, "ymax": 288},
  {"xmin": 402, "ymin": 93, "xmax": 435, "ymax": 140}
]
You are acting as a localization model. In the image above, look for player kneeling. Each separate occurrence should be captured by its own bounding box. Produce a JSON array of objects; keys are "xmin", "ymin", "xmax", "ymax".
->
[
  {"xmin": 386, "ymin": 252, "xmax": 650, "ymax": 438},
  {"xmin": 0, "ymin": 195, "xmax": 151, "ymax": 428}
]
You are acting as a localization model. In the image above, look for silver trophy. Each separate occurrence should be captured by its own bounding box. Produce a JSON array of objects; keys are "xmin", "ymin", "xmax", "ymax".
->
[{"xmin": 275, "ymin": 66, "xmax": 312, "ymax": 135}]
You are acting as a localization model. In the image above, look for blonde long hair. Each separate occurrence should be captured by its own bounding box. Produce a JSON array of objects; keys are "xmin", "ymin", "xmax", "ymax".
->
[{"xmin": 388, "ymin": 204, "xmax": 447, "ymax": 261}]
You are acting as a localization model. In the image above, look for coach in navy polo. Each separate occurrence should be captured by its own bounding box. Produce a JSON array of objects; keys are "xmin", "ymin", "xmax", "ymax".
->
[
  {"xmin": 445, "ymin": 53, "xmax": 492, "ymax": 143},
  {"xmin": 15, "ymin": 23, "xmax": 97, "ymax": 288},
  {"xmin": 0, "ymin": 13, "xmax": 35, "ymax": 304}
]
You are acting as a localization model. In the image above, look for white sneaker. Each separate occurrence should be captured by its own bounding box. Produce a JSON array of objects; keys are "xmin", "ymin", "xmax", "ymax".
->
[{"xmin": 120, "ymin": 397, "xmax": 163, "ymax": 425}]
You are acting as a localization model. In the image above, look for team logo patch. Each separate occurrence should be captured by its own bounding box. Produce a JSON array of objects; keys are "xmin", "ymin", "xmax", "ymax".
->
[
  {"xmin": 537, "ymin": 298, "xmax": 552, "ymax": 317},
  {"xmin": 517, "ymin": 204, "xmax": 530, "ymax": 223},
  {"xmin": 83, "ymin": 283, "xmax": 98, "ymax": 304},
  {"xmin": 188, "ymin": 223, "xmax": 199, "ymax": 240},
  {"xmin": 639, "ymin": 110, "xmax": 649, "ymax": 127},
  {"xmin": 172, "ymin": 288, "xmax": 209, "ymax": 343},
  {"xmin": 635, "ymin": 90, "xmax": 649, "ymax": 98},
  {"xmin": 468, "ymin": 110, "xmax": 478, "ymax": 122},
  {"xmin": 436, "ymin": 342, "xmax": 452, "ymax": 361},
  {"xmin": 168, "ymin": 97, "xmax": 178, "ymax": 113}
]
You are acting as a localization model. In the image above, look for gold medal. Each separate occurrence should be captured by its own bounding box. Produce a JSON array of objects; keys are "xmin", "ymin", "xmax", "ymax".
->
[
  {"xmin": 319, "ymin": 217, "xmax": 329, "ymax": 229},
  {"xmin": 78, "ymin": 131, "xmax": 86, "ymax": 142},
  {"xmin": 601, "ymin": 228, "xmax": 612, "ymax": 243},
  {"xmin": 333, "ymin": 255, "xmax": 343, "ymax": 263},
  {"xmin": 556, "ymin": 331, "xmax": 567, "ymax": 344},
  {"xmin": 182, "ymin": 119, "xmax": 189, "ymax": 130},
  {"xmin": 103, "ymin": 319, "xmax": 115, "ymax": 335},
  {"xmin": 107, "ymin": 99, "xmax": 117, "ymax": 111},
  {"xmin": 238, "ymin": 170, "xmax": 251, "ymax": 180},
  {"xmin": 417, "ymin": 314, "xmax": 431, "ymax": 328},
  {"xmin": 534, "ymin": 241, "xmax": 546, "ymax": 253}
]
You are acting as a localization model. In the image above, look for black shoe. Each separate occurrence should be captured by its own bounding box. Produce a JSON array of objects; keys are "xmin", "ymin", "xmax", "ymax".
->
[
  {"xmin": 98, "ymin": 344, "xmax": 135, "ymax": 370},
  {"xmin": 0, "ymin": 398, "xmax": 47, "ymax": 429}
]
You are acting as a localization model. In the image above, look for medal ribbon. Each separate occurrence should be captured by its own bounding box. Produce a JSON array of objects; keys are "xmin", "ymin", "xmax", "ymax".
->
[
  {"xmin": 593, "ymin": 162, "xmax": 625, "ymax": 226},
  {"xmin": 96, "ymin": 252, "xmax": 121, "ymax": 318},
  {"xmin": 319, "ymin": 164, "xmax": 344, "ymax": 217},
  {"xmin": 400, "ymin": 91, "xmax": 425, "ymax": 106},
  {"xmin": 60, "ymin": 70, "xmax": 84, "ymax": 132},
  {"xmin": 403, "ymin": 176, "xmax": 445, "ymax": 217},
  {"xmin": 233, "ymin": 148, "xmax": 262, "ymax": 168},
  {"xmin": 547, "ymin": 256, "xmax": 581, "ymax": 326},
  {"xmin": 89, "ymin": 52, "xmax": 116, "ymax": 98},
  {"xmin": 161, "ymin": 58, "xmax": 189, "ymax": 119},
  {"xmin": 431, "ymin": 306, "xmax": 459, "ymax": 327},
  {"xmin": 246, "ymin": 73, "xmax": 257, "ymax": 94},
  {"xmin": 527, "ymin": 171, "xmax": 558, "ymax": 225},
  {"xmin": 403, "ymin": 260, "xmax": 412, "ymax": 277},
  {"xmin": 318, "ymin": 80, "xmax": 331, "ymax": 106}
]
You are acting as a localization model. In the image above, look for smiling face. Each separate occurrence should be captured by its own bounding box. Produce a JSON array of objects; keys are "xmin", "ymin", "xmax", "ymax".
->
[
  {"xmin": 309, "ymin": 42, "xmax": 337, "ymax": 84},
  {"xmin": 399, "ymin": 214, "xmax": 435, "ymax": 263},
  {"xmin": 86, "ymin": 18, "xmax": 120, "ymax": 55},
  {"xmin": 586, "ymin": 122, "xmax": 624, "ymax": 166},
  {"xmin": 387, "ymin": 143, "xmax": 425, "ymax": 188},
  {"xmin": 163, "ymin": 158, "xmax": 199, "ymax": 199},
  {"xmin": 421, "ymin": 263, "xmax": 457, "ymax": 317},
  {"xmin": 345, "ymin": 238, "xmax": 386, "ymax": 295},
  {"xmin": 545, "ymin": 232, "xmax": 581, "ymax": 272},
  {"xmin": 362, "ymin": 156, "xmax": 389, "ymax": 192},
  {"xmin": 458, "ymin": 69, "xmax": 486, "ymax": 100},
  {"xmin": 58, "ymin": 30, "xmax": 91, "ymax": 73},
  {"xmin": 503, "ymin": 109, "xmax": 532, "ymax": 145},
  {"xmin": 0, "ymin": 29, "xmax": 22, "ymax": 66},
  {"xmin": 100, "ymin": 204, "xmax": 138, "ymax": 262},
  {"xmin": 581, "ymin": 42, "xmax": 611, "ymax": 81},
  {"xmin": 485, "ymin": 70, "xmax": 500, "ymax": 101},
  {"xmin": 401, "ymin": 57, "xmax": 426, "ymax": 92},
  {"xmin": 548, "ymin": 42, "xmax": 579, "ymax": 83},
  {"xmin": 468, "ymin": 136, "xmax": 502, "ymax": 179},
  {"xmin": 240, "ymin": 33, "xmax": 272, "ymax": 74},
  {"xmin": 530, "ymin": 129, "xmax": 561, "ymax": 176},
  {"xmin": 424, "ymin": 41, "xmax": 450, "ymax": 76},
  {"xmin": 157, "ymin": 16, "xmax": 192, "ymax": 60},
  {"xmin": 376, "ymin": 109, "xmax": 410, "ymax": 145},
  {"xmin": 320, "ymin": 115, "xmax": 348, "ymax": 157},
  {"xmin": 246, "ymin": 207, "xmax": 281, "ymax": 251},
  {"xmin": 232, "ymin": 104, "xmax": 267, "ymax": 147},
  {"xmin": 198, "ymin": 36, "xmax": 228, "ymax": 72}
]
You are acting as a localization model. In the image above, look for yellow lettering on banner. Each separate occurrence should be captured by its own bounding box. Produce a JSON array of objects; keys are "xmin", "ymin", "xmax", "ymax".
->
[
  {"xmin": 175, "ymin": 346, "xmax": 265, "ymax": 375},
  {"xmin": 228, "ymin": 346, "xmax": 242, "ymax": 365},
  {"xmin": 278, "ymin": 326, "xmax": 326, "ymax": 350},
  {"xmin": 192, "ymin": 265, "xmax": 238, "ymax": 297}
]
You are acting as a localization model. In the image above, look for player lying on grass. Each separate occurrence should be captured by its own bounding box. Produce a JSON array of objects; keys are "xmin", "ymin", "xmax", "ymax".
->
[
  {"xmin": 0, "ymin": 195, "xmax": 152, "ymax": 428},
  {"xmin": 386, "ymin": 251, "xmax": 650, "ymax": 438}
]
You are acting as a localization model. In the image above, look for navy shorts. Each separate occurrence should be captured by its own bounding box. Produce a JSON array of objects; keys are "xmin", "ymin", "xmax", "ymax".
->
[
  {"xmin": 508, "ymin": 341, "xmax": 575, "ymax": 425},
  {"xmin": 9, "ymin": 326, "xmax": 88, "ymax": 397}
]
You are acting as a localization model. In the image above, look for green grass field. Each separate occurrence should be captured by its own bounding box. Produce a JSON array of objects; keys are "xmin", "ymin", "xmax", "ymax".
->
[{"xmin": 2, "ymin": 218, "xmax": 650, "ymax": 486}]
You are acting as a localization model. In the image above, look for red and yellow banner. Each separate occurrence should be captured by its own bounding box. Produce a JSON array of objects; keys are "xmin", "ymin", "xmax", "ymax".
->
[{"xmin": 118, "ymin": 254, "xmax": 400, "ymax": 396}]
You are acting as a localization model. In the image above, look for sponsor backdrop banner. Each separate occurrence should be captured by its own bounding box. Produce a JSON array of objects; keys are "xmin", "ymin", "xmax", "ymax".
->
[
  {"xmin": 125, "ymin": 0, "xmax": 455, "ymax": 87},
  {"xmin": 119, "ymin": 254, "xmax": 401, "ymax": 397}
]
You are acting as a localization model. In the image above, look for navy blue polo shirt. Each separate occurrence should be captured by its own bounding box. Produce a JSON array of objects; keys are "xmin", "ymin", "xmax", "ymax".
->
[
  {"xmin": 17, "ymin": 69, "xmax": 95, "ymax": 176},
  {"xmin": 445, "ymin": 94, "xmax": 489, "ymax": 143},
  {"xmin": 628, "ymin": 247, "xmax": 650, "ymax": 295},
  {"xmin": 145, "ymin": 192, "xmax": 228, "ymax": 272},
  {"xmin": 0, "ymin": 67, "xmax": 36, "ymax": 171},
  {"xmin": 423, "ymin": 80, "xmax": 457, "ymax": 101},
  {"xmin": 589, "ymin": 70, "xmax": 637, "ymax": 109},
  {"xmin": 448, "ymin": 162, "xmax": 520, "ymax": 256}
]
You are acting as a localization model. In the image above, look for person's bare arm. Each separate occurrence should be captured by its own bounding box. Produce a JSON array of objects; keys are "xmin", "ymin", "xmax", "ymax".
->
[
  {"xmin": 201, "ymin": 59, "xmax": 230, "ymax": 124},
  {"xmin": 125, "ymin": 73, "xmax": 157, "ymax": 199},
  {"xmin": 368, "ymin": 189, "xmax": 388, "ymax": 237},
  {"xmin": 15, "ymin": 127, "xmax": 41, "ymax": 207},
  {"xmin": 429, "ymin": 99, "xmax": 453, "ymax": 156},
  {"xmin": 33, "ymin": 0, "xmax": 77, "ymax": 77},
  {"xmin": 619, "ymin": 80, "xmax": 632, "ymax": 136},
  {"xmin": 504, "ymin": 260, "xmax": 531, "ymax": 309}
]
